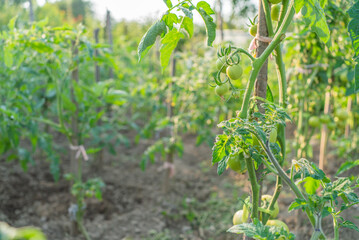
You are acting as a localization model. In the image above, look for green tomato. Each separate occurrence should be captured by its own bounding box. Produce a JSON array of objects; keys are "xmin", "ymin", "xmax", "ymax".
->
[
  {"xmin": 249, "ymin": 24, "xmax": 257, "ymax": 37},
  {"xmin": 261, "ymin": 195, "xmax": 279, "ymax": 219},
  {"xmin": 268, "ymin": 0, "xmax": 282, "ymax": 4},
  {"xmin": 327, "ymin": 122, "xmax": 336, "ymax": 131},
  {"xmin": 226, "ymin": 64, "xmax": 243, "ymax": 80},
  {"xmin": 335, "ymin": 109, "xmax": 349, "ymax": 121},
  {"xmin": 271, "ymin": 4, "xmax": 281, "ymax": 21},
  {"xmin": 319, "ymin": 115, "xmax": 331, "ymax": 124},
  {"xmin": 233, "ymin": 210, "xmax": 248, "ymax": 225},
  {"xmin": 227, "ymin": 152, "xmax": 247, "ymax": 173},
  {"xmin": 215, "ymin": 83, "xmax": 229, "ymax": 97},
  {"xmin": 232, "ymin": 210, "xmax": 243, "ymax": 225},
  {"xmin": 216, "ymin": 56, "xmax": 228, "ymax": 73},
  {"xmin": 266, "ymin": 220, "xmax": 289, "ymax": 240},
  {"xmin": 242, "ymin": 204, "xmax": 250, "ymax": 223},
  {"xmin": 269, "ymin": 128, "xmax": 277, "ymax": 143},
  {"xmin": 308, "ymin": 116, "xmax": 321, "ymax": 128}
]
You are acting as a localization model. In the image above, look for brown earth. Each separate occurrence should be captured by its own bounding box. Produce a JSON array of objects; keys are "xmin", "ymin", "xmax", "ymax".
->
[{"xmin": 1, "ymin": 133, "xmax": 359, "ymax": 240}]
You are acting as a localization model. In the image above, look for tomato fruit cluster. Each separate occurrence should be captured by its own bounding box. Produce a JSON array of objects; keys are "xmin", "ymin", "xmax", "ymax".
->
[{"xmin": 216, "ymin": 56, "xmax": 228, "ymax": 73}]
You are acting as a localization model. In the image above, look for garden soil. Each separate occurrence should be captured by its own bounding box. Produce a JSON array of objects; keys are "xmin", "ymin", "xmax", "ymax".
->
[{"xmin": 1, "ymin": 134, "xmax": 358, "ymax": 240}]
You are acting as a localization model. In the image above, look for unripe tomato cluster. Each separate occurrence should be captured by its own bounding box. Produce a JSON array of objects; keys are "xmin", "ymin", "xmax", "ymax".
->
[
  {"xmin": 307, "ymin": 109, "xmax": 349, "ymax": 132},
  {"xmin": 232, "ymin": 194, "xmax": 288, "ymax": 237},
  {"xmin": 214, "ymin": 55, "xmax": 243, "ymax": 97},
  {"xmin": 248, "ymin": 0, "xmax": 282, "ymax": 36}
]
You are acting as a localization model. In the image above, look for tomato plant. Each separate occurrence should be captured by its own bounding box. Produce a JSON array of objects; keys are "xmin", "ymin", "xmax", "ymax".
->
[{"xmin": 138, "ymin": 0, "xmax": 359, "ymax": 239}]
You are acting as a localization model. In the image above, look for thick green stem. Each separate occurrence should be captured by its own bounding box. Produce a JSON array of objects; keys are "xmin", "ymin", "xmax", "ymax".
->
[
  {"xmin": 239, "ymin": 66, "xmax": 261, "ymax": 118},
  {"xmin": 240, "ymin": 1, "xmax": 295, "ymax": 119},
  {"xmin": 274, "ymin": 44, "xmax": 287, "ymax": 159},
  {"xmin": 333, "ymin": 214, "xmax": 339, "ymax": 240},
  {"xmin": 263, "ymin": 142, "xmax": 317, "ymax": 227},
  {"xmin": 245, "ymin": 157, "xmax": 260, "ymax": 220},
  {"xmin": 276, "ymin": 0, "xmax": 290, "ymax": 33},
  {"xmin": 78, "ymin": 218, "xmax": 91, "ymax": 240},
  {"xmin": 262, "ymin": 0, "xmax": 274, "ymax": 37},
  {"xmin": 262, "ymin": 177, "xmax": 282, "ymax": 224},
  {"xmin": 274, "ymin": 45, "xmax": 287, "ymax": 107},
  {"xmin": 311, "ymin": 213, "xmax": 326, "ymax": 240}
]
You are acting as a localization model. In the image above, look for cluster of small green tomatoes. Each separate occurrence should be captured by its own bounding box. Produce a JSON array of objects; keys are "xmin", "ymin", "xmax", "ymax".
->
[
  {"xmin": 248, "ymin": 0, "xmax": 283, "ymax": 37},
  {"xmin": 232, "ymin": 195, "xmax": 289, "ymax": 240},
  {"xmin": 214, "ymin": 46, "xmax": 243, "ymax": 98},
  {"xmin": 308, "ymin": 108, "xmax": 349, "ymax": 130}
]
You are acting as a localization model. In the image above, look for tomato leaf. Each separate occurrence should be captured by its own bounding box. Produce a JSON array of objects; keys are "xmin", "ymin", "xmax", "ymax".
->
[
  {"xmin": 294, "ymin": 0, "xmax": 305, "ymax": 13},
  {"xmin": 196, "ymin": 1, "xmax": 216, "ymax": 46},
  {"xmin": 138, "ymin": 20, "xmax": 167, "ymax": 62},
  {"xmin": 162, "ymin": 0, "xmax": 172, "ymax": 8},
  {"xmin": 347, "ymin": 2, "xmax": 359, "ymax": 93},
  {"xmin": 227, "ymin": 218, "xmax": 294, "ymax": 240},
  {"xmin": 162, "ymin": 13, "xmax": 178, "ymax": 30},
  {"xmin": 217, "ymin": 157, "xmax": 227, "ymax": 175},
  {"xmin": 303, "ymin": 177, "xmax": 321, "ymax": 195},
  {"xmin": 339, "ymin": 220, "xmax": 359, "ymax": 233},
  {"xmin": 160, "ymin": 28, "xmax": 184, "ymax": 69},
  {"xmin": 212, "ymin": 134, "xmax": 229, "ymax": 164},
  {"xmin": 181, "ymin": 16, "xmax": 194, "ymax": 38},
  {"xmin": 298, "ymin": 0, "xmax": 330, "ymax": 44},
  {"xmin": 336, "ymin": 159, "xmax": 359, "ymax": 176},
  {"xmin": 266, "ymin": 85, "xmax": 274, "ymax": 103},
  {"xmin": 179, "ymin": 5, "xmax": 193, "ymax": 18},
  {"xmin": 288, "ymin": 198, "xmax": 308, "ymax": 212}
]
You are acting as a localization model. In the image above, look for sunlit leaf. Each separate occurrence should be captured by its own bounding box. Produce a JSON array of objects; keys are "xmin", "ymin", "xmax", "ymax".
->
[{"xmin": 138, "ymin": 20, "xmax": 167, "ymax": 62}]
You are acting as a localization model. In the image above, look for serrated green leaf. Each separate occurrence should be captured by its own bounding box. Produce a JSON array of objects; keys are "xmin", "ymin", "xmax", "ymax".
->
[
  {"xmin": 294, "ymin": 0, "xmax": 305, "ymax": 13},
  {"xmin": 179, "ymin": 5, "xmax": 193, "ymax": 18},
  {"xmin": 138, "ymin": 20, "xmax": 167, "ymax": 62},
  {"xmin": 197, "ymin": 1, "xmax": 215, "ymax": 15},
  {"xmin": 347, "ymin": 2, "xmax": 359, "ymax": 93},
  {"xmin": 336, "ymin": 159, "xmax": 359, "ymax": 176},
  {"xmin": 162, "ymin": 13, "xmax": 178, "ymax": 30},
  {"xmin": 266, "ymin": 85, "xmax": 274, "ymax": 103},
  {"xmin": 319, "ymin": 0, "xmax": 327, "ymax": 8},
  {"xmin": 181, "ymin": 16, "xmax": 194, "ymax": 38},
  {"xmin": 300, "ymin": 0, "xmax": 330, "ymax": 44},
  {"xmin": 288, "ymin": 198, "xmax": 308, "ymax": 212},
  {"xmin": 212, "ymin": 134, "xmax": 228, "ymax": 164},
  {"xmin": 339, "ymin": 220, "xmax": 359, "ymax": 233},
  {"xmin": 303, "ymin": 177, "xmax": 320, "ymax": 195},
  {"xmin": 162, "ymin": 0, "xmax": 172, "ymax": 8},
  {"xmin": 160, "ymin": 28, "xmax": 183, "ymax": 69},
  {"xmin": 217, "ymin": 157, "xmax": 227, "ymax": 175},
  {"xmin": 196, "ymin": 2, "xmax": 216, "ymax": 46},
  {"xmin": 227, "ymin": 218, "xmax": 293, "ymax": 240},
  {"xmin": 348, "ymin": 19, "xmax": 359, "ymax": 54}
]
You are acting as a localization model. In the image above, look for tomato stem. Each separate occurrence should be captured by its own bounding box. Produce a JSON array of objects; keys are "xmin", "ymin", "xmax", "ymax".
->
[
  {"xmin": 245, "ymin": 156, "xmax": 260, "ymax": 220},
  {"xmin": 262, "ymin": 0, "xmax": 274, "ymax": 37}
]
